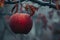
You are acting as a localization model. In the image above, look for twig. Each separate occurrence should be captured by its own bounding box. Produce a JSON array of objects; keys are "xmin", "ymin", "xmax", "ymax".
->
[
  {"xmin": 29, "ymin": 0, "xmax": 57, "ymax": 9},
  {"xmin": 5, "ymin": 1, "xmax": 19, "ymax": 4}
]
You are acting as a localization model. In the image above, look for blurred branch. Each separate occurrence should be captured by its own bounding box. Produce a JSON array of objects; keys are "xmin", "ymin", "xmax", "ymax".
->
[
  {"xmin": 5, "ymin": 1, "xmax": 19, "ymax": 4},
  {"xmin": 4, "ymin": 0, "xmax": 57, "ymax": 9},
  {"xmin": 29, "ymin": 0, "xmax": 57, "ymax": 9}
]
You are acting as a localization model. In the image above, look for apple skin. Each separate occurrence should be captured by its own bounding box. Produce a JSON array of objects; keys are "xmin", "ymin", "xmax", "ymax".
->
[{"xmin": 9, "ymin": 13, "xmax": 33, "ymax": 34}]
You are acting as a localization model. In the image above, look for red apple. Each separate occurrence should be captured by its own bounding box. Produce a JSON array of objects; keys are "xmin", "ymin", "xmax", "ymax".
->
[{"xmin": 9, "ymin": 13, "xmax": 33, "ymax": 34}]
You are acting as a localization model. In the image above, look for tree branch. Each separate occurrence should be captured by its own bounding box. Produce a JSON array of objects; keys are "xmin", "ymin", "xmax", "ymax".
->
[
  {"xmin": 29, "ymin": 0, "xmax": 57, "ymax": 9},
  {"xmin": 5, "ymin": 1, "xmax": 19, "ymax": 4}
]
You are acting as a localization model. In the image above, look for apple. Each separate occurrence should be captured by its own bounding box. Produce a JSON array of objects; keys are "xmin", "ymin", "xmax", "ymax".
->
[{"xmin": 9, "ymin": 13, "xmax": 33, "ymax": 34}]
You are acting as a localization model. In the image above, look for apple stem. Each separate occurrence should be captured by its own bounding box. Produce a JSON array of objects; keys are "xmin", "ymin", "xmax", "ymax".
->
[
  {"xmin": 11, "ymin": 3, "xmax": 18, "ymax": 14},
  {"xmin": 25, "ymin": 4, "xmax": 39, "ymax": 17}
]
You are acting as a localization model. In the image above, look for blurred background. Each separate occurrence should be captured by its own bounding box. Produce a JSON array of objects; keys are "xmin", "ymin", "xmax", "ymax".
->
[{"xmin": 0, "ymin": 0, "xmax": 60, "ymax": 40}]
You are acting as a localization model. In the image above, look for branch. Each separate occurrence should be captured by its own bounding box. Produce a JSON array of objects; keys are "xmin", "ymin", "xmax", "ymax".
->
[
  {"xmin": 5, "ymin": 1, "xmax": 19, "ymax": 4},
  {"xmin": 29, "ymin": 0, "xmax": 57, "ymax": 9}
]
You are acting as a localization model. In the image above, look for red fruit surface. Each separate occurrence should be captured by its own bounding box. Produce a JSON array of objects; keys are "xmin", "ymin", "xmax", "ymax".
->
[{"xmin": 9, "ymin": 13, "xmax": 33, "ymax": 34}]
